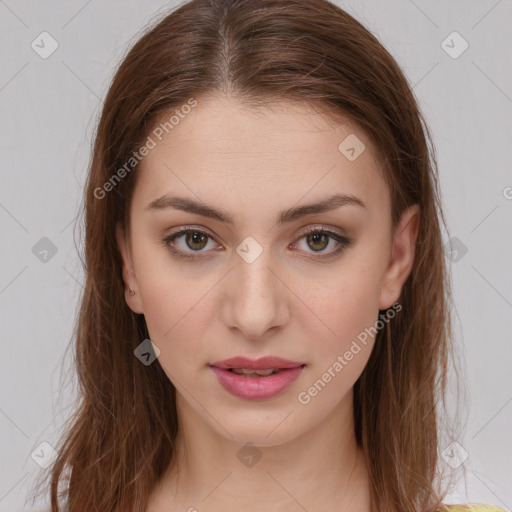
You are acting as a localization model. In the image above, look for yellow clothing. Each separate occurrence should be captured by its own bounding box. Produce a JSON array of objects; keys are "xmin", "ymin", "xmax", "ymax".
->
[{"xmin": 441, "ymin": 504, "xmax": 508, "ymax": 512}]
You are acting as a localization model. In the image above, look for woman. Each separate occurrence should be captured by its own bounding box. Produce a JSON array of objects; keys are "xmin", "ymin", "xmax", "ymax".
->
[{"xmin": 30, "ymin": 0, "xmax": 506, "ymax": 511}]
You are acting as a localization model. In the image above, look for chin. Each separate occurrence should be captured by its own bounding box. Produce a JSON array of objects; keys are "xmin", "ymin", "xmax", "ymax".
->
[{"xmin": 209, "ymin": 411, "xmax": 303, "ymax": 447}]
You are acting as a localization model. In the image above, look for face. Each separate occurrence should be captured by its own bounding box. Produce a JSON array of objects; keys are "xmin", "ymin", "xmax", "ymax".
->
[{"xmin": 116, "ymin": 94, "xmax": 418, "ymax": 446}]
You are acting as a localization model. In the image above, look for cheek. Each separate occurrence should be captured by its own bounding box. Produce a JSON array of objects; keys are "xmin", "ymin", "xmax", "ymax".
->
[
  {"xmin": 138, "ymin": 278, "xmax": 212, "ymax": 385},
  {"xmin": 140, "ymin": 280, "xmax": 206, "ymax": 346},
  {"xmin": 292, "ymin": 278, "xmax": 380, "ymax": 408},
  {"xmin": 131, "ymin": 242, "xmax": 208, "ymax": 352},
  {"xmin": 293, "ymin": 251, "xmax": 386, "ymax": 373}
]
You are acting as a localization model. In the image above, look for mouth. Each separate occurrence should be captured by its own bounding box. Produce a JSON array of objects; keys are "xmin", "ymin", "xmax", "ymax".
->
[{"xmin": 208, "ymin": 358, "xmax": 306, "ymax": 400}]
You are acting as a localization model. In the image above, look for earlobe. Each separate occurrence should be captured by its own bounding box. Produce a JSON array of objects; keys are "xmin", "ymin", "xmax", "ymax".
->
[
  {"xmin": 115, "ymin": 221, "xmax": 144, "ymax": 314},
  {"xmin": 378, "ymin": 204, "xmax": 420, "ymax": 310}
]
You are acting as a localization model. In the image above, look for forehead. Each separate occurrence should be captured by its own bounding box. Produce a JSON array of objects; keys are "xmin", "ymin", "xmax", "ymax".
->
[{"xmin": 132, "ymin": 95, "xmax": 388, "ymax": 220}]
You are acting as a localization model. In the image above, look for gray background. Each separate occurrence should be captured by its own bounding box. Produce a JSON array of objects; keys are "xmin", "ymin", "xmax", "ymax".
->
[{"xmin": 1, "ymin": 0, "xmax": 511, "ymax": 510}]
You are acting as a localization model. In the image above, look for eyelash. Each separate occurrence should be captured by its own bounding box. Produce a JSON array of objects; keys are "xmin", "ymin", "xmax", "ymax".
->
[{"xmin": 161, "ymin": 225, "xmax": 353, "ymax": 261}]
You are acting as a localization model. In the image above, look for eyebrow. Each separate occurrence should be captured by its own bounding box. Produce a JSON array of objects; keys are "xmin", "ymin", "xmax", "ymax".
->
[{"xmin": 145, "ymin": 193, "xmax": 366, "ymax": 225}]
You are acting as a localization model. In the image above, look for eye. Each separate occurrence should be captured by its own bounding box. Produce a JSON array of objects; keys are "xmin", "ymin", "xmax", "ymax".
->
[
  {"xmin": 291, "ymin": 226, "xmax": 352, "ymax": 260},
  {"xmin": 161, "ymin": 225, "xmax": 352, "ymax": 261},
  {"xmin": 162, "ymin": 226, "xmax": 220, "ymax": 260}
]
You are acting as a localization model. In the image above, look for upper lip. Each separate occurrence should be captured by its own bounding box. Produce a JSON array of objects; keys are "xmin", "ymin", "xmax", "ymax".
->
[{"xmin": 210, "ymin": 356, "xmax": 305, "ymax": 370}]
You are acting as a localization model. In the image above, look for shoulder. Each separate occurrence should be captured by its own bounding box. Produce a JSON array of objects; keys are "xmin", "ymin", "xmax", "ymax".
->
[{"xmin": 439, "ymin": 504, "xmax": 508, "ymax": 512}]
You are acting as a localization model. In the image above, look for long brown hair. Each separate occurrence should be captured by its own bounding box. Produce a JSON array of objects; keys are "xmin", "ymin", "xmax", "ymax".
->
[{"xmin": 29, "ymin": 0, "xmax": 464, "ymax": 510}]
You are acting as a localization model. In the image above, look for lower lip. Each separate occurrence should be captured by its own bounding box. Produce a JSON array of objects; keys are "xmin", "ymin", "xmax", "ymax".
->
[{"xmin": 210, "ymin": 366, "xmax": 305, "ymax": 400}]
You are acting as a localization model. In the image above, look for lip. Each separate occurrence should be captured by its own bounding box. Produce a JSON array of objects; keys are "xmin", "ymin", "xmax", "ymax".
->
[
  {"xmin": 210, "ymin": 356, "xmax": 305, "ymax": 370},
  {"xmin": 209, "ymin": 356, "xmax": 306, "ymax": 400}
]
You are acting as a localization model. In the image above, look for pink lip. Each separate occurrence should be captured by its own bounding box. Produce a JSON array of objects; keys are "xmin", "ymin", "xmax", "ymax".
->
[{"xmin": 209, "ymin": 356, "xmax": 306, "ymax": 400}]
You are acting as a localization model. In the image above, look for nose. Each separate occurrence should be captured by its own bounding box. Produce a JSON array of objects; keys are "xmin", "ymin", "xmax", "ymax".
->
[{"xmin": 221, "ymin": 247, "xmax": 290, "ymax": 341}]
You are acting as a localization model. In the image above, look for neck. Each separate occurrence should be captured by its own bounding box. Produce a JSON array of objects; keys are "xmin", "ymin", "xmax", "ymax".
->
[{"xmin": 147, "ymin": 389, "xmax": 371, "ymax": 511}]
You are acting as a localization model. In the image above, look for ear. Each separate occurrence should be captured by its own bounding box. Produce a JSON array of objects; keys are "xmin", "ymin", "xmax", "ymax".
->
[
  {"xmin": 378, "ymin": 204, "xmax": 420, "ymax": 310},
  {"xmin": 116, "ymin": 221, "xmax": 144, "ymax": 314}
]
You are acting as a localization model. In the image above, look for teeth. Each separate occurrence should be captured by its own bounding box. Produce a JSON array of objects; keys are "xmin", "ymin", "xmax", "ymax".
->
[
  {"xmin": 231, "ymin": 368, "xmax": 278, "ymax": 376},
  {"xmin": 254, "ymin": 368, "xmax": 277, "ymax": 376},
  {"xmin": 232, "ymin": 368, "xmax": 256, "ymax": 375}
]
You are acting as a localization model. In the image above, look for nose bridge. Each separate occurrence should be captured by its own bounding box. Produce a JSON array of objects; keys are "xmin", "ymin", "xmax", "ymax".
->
[{"xmin": 222, "ymin": 240, "xmax": 288, "ymax": 338}]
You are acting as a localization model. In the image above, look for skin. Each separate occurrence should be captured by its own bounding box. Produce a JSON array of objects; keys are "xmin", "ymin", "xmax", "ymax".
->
[{"xmin": 116, "ymin": 94, "xmax": 419, "ymax": 511}]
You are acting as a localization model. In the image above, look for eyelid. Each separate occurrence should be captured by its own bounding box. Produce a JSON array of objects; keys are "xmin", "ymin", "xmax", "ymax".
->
[
  {"xmin": 165, "ymin": 224, "xmax": 216, "ymax": 238},
  {"xmin": 295, "ymin": 224, "xmax": 347, "ymax": 239}
]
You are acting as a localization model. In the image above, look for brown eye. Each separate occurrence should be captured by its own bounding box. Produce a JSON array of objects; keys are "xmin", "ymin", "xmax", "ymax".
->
[
  {"xmin": 162, "ymin": 228, "xmax": 217, "ymax": 260},
  {"xmin": 293, "ymin": 227, "xmax": 352, "ymax": 259}
]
